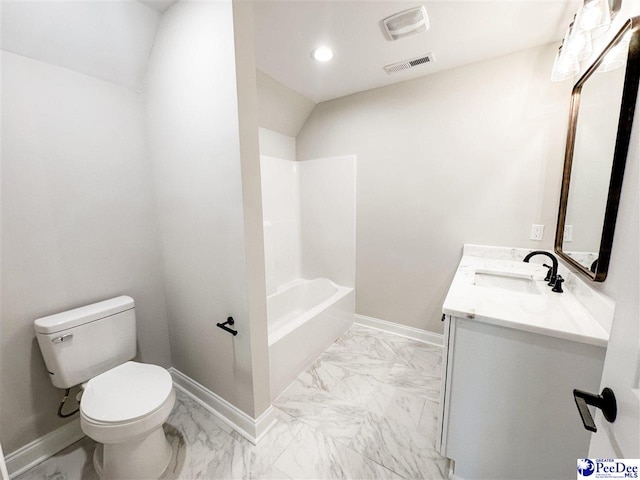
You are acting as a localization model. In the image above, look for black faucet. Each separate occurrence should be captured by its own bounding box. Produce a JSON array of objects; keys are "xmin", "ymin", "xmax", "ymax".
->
[{"xmin": 523, "ymin": 251, "xmax": 559, "ymax": 286}]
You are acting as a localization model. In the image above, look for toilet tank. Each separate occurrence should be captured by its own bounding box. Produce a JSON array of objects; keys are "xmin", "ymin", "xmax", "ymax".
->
[{"xmin": 34, "ymin": 296, "xmax": 136, "ymax": 389}]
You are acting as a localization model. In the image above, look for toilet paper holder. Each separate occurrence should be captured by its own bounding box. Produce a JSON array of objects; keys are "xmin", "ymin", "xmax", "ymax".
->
[{"xmin": 216, "ymin": 317, "xmax": 238, "ymax": 336}]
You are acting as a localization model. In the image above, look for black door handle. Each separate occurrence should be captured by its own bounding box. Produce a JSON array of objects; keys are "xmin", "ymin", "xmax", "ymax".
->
[{"xmin": 573, "ymin": 387, "xmax": 617, "ymax": 432}]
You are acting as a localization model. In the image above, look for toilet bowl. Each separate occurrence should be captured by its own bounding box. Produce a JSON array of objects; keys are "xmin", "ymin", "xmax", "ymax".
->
[
  {"xmin": 33, "ymin": 296, "xmax": 176, "ymax": 480},
  {"xmin": 80, "ymin": 362, "xmax": 176, "ymax": 479}
]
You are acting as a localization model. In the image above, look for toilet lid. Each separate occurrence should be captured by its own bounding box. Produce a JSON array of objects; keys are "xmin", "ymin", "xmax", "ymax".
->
[{"xmin": 81, "ymin": 361, "xmax": 173, "ymax": 424}]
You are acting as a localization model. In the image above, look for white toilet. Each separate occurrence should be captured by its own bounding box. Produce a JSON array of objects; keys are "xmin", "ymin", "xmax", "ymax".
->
[{"xmin": 34, "ymin": 296, "xmax": 175, "ymax": 480}]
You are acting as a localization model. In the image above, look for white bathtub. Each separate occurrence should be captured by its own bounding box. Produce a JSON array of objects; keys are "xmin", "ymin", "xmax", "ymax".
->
[{"xmin": 268, "ymin": 278, "xmax": 354, "ymax": 399}]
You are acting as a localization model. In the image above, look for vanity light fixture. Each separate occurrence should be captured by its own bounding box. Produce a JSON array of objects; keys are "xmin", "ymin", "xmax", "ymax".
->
[
  {"xmin": 564, "ymin": 18, "xmax": 593, "ymax": 61},
  {"xmin": 551, "ymin": 0, "xmax": 615, "ymax": 81},
  {"xmin": 311, "ymin": 46, "xmax": 333, "ymax": 62}
]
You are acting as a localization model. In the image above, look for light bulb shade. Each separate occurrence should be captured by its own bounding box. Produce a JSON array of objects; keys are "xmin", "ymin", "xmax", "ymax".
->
[
  {"xmin": 565, "ymin": 22, "xmax": 593, "ymax": 61},
  {"xmin": 551, "ymin": 47, "xmax": 580, "ymax": 81},
  {"xmin": 577, "ymin": 0, "xmax": 611, "ymax": 37}
]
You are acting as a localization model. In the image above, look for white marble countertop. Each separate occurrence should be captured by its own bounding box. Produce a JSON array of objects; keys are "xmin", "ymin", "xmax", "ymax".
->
[{"xmin": 442, "ymin": 254, "xmax": 609, "ymax": 347}]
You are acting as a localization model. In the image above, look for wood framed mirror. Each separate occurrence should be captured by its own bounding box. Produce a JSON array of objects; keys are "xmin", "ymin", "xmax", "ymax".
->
[{"xmin": 555, "ymin": 17, "xmax": 640, "ymax": 281}]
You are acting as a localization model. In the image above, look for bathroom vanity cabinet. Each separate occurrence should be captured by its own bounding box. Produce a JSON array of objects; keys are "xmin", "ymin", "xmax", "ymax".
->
[
  {"xmin": 437, "ymin": 315, "xmax": 605, "ymax": 480},
  {"xmin": 437, "ymin": 246, "xmax": 611, "ymax": 480}
]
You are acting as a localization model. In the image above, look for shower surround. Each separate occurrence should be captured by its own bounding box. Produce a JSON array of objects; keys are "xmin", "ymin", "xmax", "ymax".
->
[{"xmin": 260, "ymin": 155, "xmax": 356, "ymax": 399}]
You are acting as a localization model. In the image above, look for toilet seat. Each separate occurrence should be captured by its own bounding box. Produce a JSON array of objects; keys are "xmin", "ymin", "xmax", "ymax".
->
[
  {"xmin": 80, "ymin": 361, "xmax": 175, "ymax": 444},
  {"xmin": 81, "ymin": 361, "xmax": 173, "ymax": 423}
]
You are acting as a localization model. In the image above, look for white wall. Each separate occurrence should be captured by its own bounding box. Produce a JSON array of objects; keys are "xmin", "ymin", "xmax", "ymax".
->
[
  {"xmin": 260, "ymin": 154, "xmax": 356, "ymax": 294},
  {"xmin": 258, "ymin": 127, "xmax": 295, "ymax": 161},
  {"xmin": 260, "ymin": 156, "xmax": 301, "ymax": 295},
  {"xmin": 255, "ymin": 65, "xmax": 307, "ymax": 295},
  {"xmin": 1, "ymin": 0, "xmax": 273, "ymax": 458},
  {"xmin": 231, "ymin": 0, "xmax": 272, "ymax": 418},
  {"xmin": 0, "ymin": 0, "xmax": 169, "ymax": 454},
  {"xmin": 299, "ymin": 156, "xmax": 356, "ymax": 288},
  {"xmin": 1, "ymin": 51, "xmax": 171, "ymax": 453},
  {"xmin": 297, "ymin": 43, "xmax": 573, "ymax": 333},
  {"xmin": 145, "ymin": 0, "xmax": 269, "ymax": 417}
]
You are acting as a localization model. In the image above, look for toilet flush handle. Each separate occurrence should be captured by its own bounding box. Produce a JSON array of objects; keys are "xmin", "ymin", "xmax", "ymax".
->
[{"xmin": 52, "ymin": 334, "xmax": 73, "ymax": 344}]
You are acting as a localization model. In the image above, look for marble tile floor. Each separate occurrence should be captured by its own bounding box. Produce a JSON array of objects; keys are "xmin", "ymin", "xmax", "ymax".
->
[{"xmin": 16, "ymin": 324, "xmax": 446, "ymax": 480}]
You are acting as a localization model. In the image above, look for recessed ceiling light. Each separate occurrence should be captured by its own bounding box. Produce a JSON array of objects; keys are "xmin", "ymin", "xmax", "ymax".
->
[{"xmin": 311, "ymin": 46, "xmax": 333, "ymax": 62}]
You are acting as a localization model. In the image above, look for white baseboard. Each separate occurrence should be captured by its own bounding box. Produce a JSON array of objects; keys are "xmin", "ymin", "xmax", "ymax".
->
[
  {"xmin": 5, "ymin": 419, "xmax": 84, "ymax": 479},
  {"xmin": 169, "ymin": 368, "xmax": 277, "ymax": 445},
  {"xmin": 355, "ymin": 314, "xmax": 444, "ymax": 347}
]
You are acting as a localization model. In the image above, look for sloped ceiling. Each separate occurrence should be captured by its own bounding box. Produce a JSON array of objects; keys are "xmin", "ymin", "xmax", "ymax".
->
[
  {"xmin": 1, "ymin": 0, "xmax": 161, "ymax": 89},
  {"xmin": 256, "ymin": 70, "xmax": 316, "ymax": 137}
]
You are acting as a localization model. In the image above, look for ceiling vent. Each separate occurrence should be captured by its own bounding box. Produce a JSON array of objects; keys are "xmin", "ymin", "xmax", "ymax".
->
[
  {"xmin": 382, "ymin": 6, "xmax": 429, "ymax": 41},
  {"xmin": 384, "ymin": 53, "xmax": 435, "ymax": 74}
]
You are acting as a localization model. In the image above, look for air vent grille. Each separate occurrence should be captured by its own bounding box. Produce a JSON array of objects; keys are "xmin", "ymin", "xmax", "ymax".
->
[
  {"xmin": 382, "ymin": 6, "xmax": 429, "ymax": 41},
  {"xmin": 384, "ymin": 53, "xmax": 435, "ymax": 74}
]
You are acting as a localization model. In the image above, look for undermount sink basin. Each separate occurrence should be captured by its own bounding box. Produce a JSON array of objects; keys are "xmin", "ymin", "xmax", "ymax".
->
[{"xmin": 474, "ymin": 271, "xmax": 541, "ymax": 295}]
